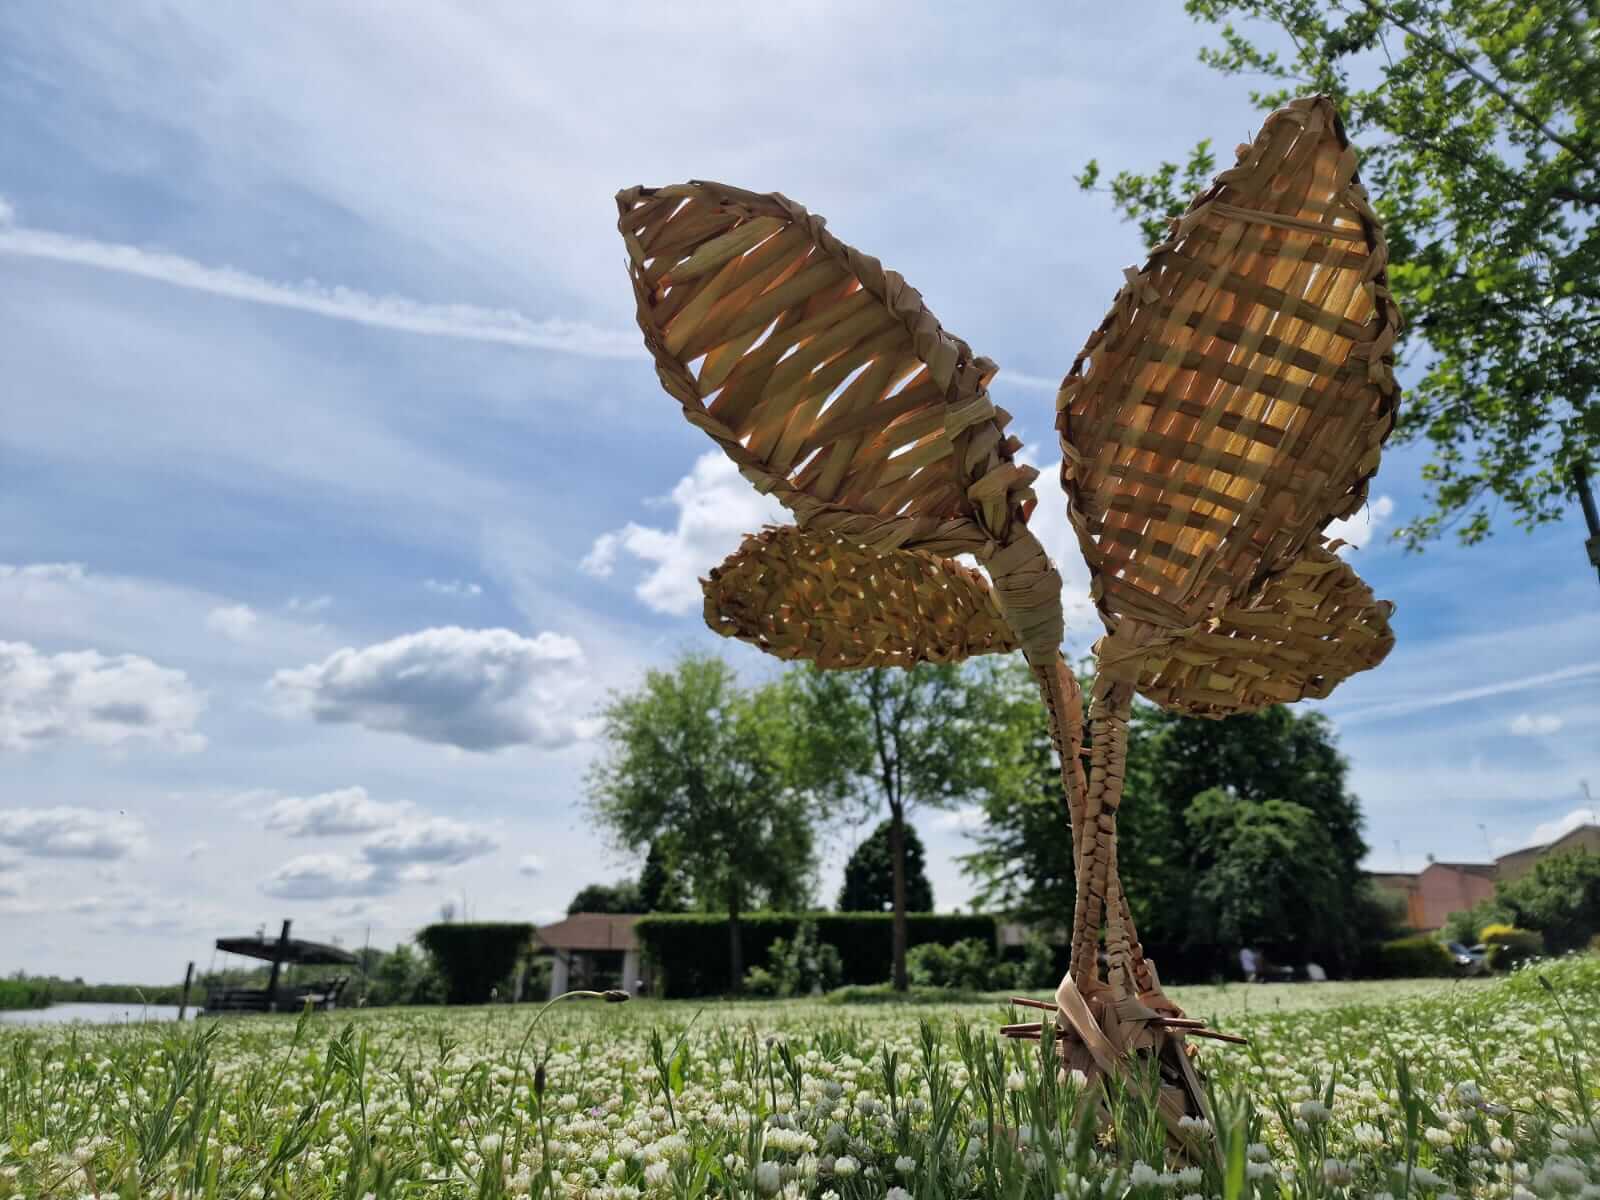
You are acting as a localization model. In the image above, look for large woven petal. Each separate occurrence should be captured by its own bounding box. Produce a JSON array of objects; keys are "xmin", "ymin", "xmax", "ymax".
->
[
  {"xmin": 1058, "ymin": 95, "xmax": 1402, "ymax": 639},
  {"xmin": 1120, "ymin": 543, "xmax": 1395, "ymax": 718},
  {"xmin": 617, "ymin": 180, "xmax": 1062, "ymax": 659},
  {"xmin": 703, "ymin": 525, "xmax": 1018, "ymax": 670}
]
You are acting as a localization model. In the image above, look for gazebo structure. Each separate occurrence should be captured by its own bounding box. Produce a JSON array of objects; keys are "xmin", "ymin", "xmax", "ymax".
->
[
  {"xmin": 204, "ymin": 918, "xmax": 357, "ymax": 1014},
  {"xmin": 534, "ymin": 913, "xmax": 646, "ymax": 999}
]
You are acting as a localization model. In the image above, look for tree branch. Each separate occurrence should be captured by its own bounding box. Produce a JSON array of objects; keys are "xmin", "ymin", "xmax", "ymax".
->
[{"xmin": 1363, "ymin": 0, "xmax": 1599, "ymax": 174}]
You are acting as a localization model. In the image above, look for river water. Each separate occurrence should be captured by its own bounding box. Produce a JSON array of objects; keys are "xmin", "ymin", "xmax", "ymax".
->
[{"xmin": 0, "ymin": 1002, "xmax": 196, "ymax": 1026}]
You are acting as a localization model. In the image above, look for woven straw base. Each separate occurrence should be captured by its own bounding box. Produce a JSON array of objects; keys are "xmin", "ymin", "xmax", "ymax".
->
[{"xmin": 1004, "ymin": 970, "xmax": 1242, "ymax": 1160}]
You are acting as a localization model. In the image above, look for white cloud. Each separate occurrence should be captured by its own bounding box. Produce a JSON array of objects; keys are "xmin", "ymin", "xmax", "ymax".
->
[
  {"xmin": 361, "ymin": 817, "xmax": 498, "ymax": 866},
  {"xmin": 0, "ymin": 223, "xmax": 643, "ymax": 358},
  {"xmin": 0, "ymin": 870, "xmax": 25, "ymax": 898},
  {"xmin": 206, "ymin": 603, "xmax": 259, "ymax": 641},
  {"xmin": 518, "ymin": 854, "xmax": 544, "ymax": 876},
  {"xmin": 259, "ymin": 813, "xmax": 497, "ymax": 897},
  {"xmin": 0, "ymin": 641, "xmax": 205, "ymax": 752},
  {"xmin": 1326, "ymin": 494, "xmax": 1395, "ymax": 553},
  {"xmin": 269, "ymin": 626, "xmax": 590, "ymax": 751},
  {"xmin": 261, "ymin": 853, "xmax": 382, "ymax": 899},
  {"xmin": 1014, "ymin": 457, "xmax": 1101, "ymax": 644},
  {"xmin": 1339, "ymin": 660, "xmax": 1600, "ymax": 725},
  {"xmin": 263, "ymin": 786, "xmax": 413, "ymax": 837},
  {"xmin": 423, "ymin": 578, "xmax": 483, "ymax": 597},
  {"xmin": 1509, "ymin": 713, "xmax": 1564, "ymax": 737},
  {"xmin": 935, "ymin": 806, "xmax": 988, "ymax": 833},
  {"xmin": 0, "ymin": 195, "xmax": 13, "ymax": 226},
  {"xmin": 581, "ymin": 452, "xmax": 791, "ymax": 615},
  {"xmin": 1521, "ymin": 806, "xmax": 1600, "ymax": 850},
  {"xmin": 0, "ymin": 807, "xmax": 147, "ymax": 860},
  {"xmin": 287, "ymin": 594, "xmax": 334, "ymax": 614}
]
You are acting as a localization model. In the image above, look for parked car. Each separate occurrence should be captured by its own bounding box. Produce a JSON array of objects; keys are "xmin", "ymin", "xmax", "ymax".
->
[{"xmin": 1446, "ymin": 941, "xmax": 1489, "ymax": 976}]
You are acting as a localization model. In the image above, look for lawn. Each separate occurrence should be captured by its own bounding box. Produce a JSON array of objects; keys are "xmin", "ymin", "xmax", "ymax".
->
[{"xmin": 1, "ymin": 960, "xmax": 1596, "ymax": 1199}]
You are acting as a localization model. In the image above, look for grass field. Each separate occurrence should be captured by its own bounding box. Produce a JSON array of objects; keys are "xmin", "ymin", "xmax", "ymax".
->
[{"xmin": 1, "ymin": 959, "xmax": 1596, "ymax": 1199}]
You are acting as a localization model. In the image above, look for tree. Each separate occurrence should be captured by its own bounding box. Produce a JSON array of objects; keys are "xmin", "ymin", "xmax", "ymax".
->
[
  {"xmin": 1495, "ymin": 849, "xmax": 1600, "ymax": 953},
  {"xmin": 964, "ymin": 676, "xmax": 1373, "ymax": 966},
  {"xmin": 586, "ymin": 653, "xmax": 816, "ymax": 992},
  {"xmin": 567, "ymin": 880, "xmax": 643, "ymax": 915},
  {"xmin": 1077, "ymin": 0, "xmax": 1599, "ymax": 548},
  {"xmin": 961, "ymin": 657, "xmax": 1079, "ymax": 930},
  {"xmin": 788, "ymin": 663, "xmax": 987, "ymax": 990},
  {"xmin": 1184, "ymin": 790, "xmax": 1348, "ymax": 955},
  {"xmin": 637, "ymin": 839, "xmax": 686, "ymax": 913},
  {"xmin": 838, "ymin": 819, "xmax": 934, "ymax": 913}
]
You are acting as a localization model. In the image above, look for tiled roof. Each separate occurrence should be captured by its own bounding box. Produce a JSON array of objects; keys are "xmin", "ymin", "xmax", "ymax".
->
[{"xmin": 535, "ymin": 912, "xmax": 640, "ymax": 952}]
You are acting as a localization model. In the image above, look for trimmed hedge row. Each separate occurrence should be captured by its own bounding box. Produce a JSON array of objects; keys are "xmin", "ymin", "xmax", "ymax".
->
[
  {"xmin": 636, "ymin": 913, "xmax": 998, "ymax": 997},
  {"xmin": 1373, "ymin": 934, "xmax": 1455, "ymax": 978},
  {"xmin": 417, "ymin": 922, "xmax": 535, "ymax": 1004}
]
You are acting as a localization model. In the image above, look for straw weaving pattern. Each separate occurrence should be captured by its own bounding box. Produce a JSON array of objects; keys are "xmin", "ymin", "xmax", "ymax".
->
[
  {"xmin": 616, "ymin": 180, "xmax": 1064, "ymax": 661},
  {"xmin": 1129, "ymin": 542, "xmax": 1396, "ymax": 718},
  {"xmin": 703, "ymin": 525, "xmax": 1018, "ymax": 670},
  {"xmin": 1058, "ymin": 96, "xmax": 1402, "ymax": 638}
]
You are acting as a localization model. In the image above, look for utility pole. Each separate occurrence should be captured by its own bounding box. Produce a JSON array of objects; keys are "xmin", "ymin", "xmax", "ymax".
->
[{"xmin": 1575, "ymin": 463, "xmax": 1600, "ymax": 588}]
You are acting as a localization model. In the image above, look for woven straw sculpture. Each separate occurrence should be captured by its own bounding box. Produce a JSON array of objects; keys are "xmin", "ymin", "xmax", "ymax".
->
[{"xmin": 615, "ymin": 94, "xmax": 1400, "ymax": 1153}]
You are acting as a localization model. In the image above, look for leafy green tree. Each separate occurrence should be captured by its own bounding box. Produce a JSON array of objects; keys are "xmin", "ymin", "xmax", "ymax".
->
[
  {"xmin": 587, "ymin": 653, "xmax": 817, "ymax": 992},
  {"xmin": 964, "ymin": 667, "xmax": 1371, "ymax": 964},
  {"xmin": 838, "ymin": 819, "xmax": 934, "ymax": 913},
  {"xmin": 638, "ymin": 839, "xmax": 686, "ymax": 913},
  {"xmin": 1185, "ymin": 790, "xmax": 1348, "ymax": 956},
  {"xmin": 787, "ymin": 663, "xmax": 988, "ymax": 990},
  {"xmin": 1495, "ymin": 849, "xmax": 1600, "ymax": 953},
  {"xmin": 960, "ymin": 658, "xmax": 1079, "ymax": 930},
  {"xmin": 1078, "ymin": 0, "xmax": 1599, "ymax": 547},
  {"xmin": 567, "ymin": 880, "xmax": 644, "ymax": 915}
]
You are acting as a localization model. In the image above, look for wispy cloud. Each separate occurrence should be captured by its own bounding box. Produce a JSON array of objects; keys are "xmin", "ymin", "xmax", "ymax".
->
[
  {"xmin": 0, "ymin": 218, "xmax": 642, "ymax": 359},
  {"xmin": 1337, "ymin": 661, "xmax": 1600, "ymax": 725}
]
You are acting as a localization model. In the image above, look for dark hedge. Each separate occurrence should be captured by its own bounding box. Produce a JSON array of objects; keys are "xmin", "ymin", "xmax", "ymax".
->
[
  {"xmin": 416, "ymin": 922, "xmax": 535, "ymax": 1004},
  {"xmin": 635, "ymin": 912, "xmax": 997, "ymax": 997}
]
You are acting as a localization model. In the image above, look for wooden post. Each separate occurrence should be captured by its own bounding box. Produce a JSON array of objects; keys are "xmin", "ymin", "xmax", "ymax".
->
[
  {"xmin": 265, "ymin": 919, "xmax": 291, "ymax": 1013},
  {"xmin": 177, "ymin": 961, "xmax": 194, "ymax": 1021}
]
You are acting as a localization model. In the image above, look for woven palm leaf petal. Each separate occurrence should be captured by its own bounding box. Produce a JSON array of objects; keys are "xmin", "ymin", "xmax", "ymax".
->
[
  {"xmin": 1128, "ymin": 541, "xmax": 1395, "ymax": 717},
  {"xmin": 1058, "ymin": 95, "xmax": 1402, "ymax": 640},
  {"xmin": 615, "ymin": 181, "xmax": 1060, "ymax": 659},
  {"xmin": 703, "ymin": 525, "xmax": 1019, "ymax": 671}
]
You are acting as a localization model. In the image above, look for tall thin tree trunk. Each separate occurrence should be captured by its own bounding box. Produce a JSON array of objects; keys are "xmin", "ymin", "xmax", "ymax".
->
[
  {"xmin": 728, "ymin": 886, "xmax": 743, "ymax": 994},
  {"xmin": 890, "ymin": 804, "xmax": 908, "ymax": 991}
]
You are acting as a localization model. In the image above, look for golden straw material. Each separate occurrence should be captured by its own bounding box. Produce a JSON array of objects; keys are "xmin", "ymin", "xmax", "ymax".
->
[
  {"xmin": 702, "ymin": 525, "xmax": 1018, "ymax": 670},
  {"xmin": 615, "ymin": 180, "xmax": 1063, "ymax": 661},
  {"xmin": 1122, "ymin": 542, "xmax": 1395, "ymax": 717},
  {"xmin": 1058, "ymin": 95, "xmax": 1402, "ymax": 637}
]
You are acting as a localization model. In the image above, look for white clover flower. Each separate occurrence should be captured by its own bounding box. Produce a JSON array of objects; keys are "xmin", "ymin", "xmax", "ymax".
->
[
  {"xmin": 1006, "ymin": 1071, "xmax": 1027, "ymax": 1093},
  {"xmin": 895, "ymin": 1155, "xmax": 916, "ymax": 1174},
  {"xmin": 1323, "ymin": 1159, "xmax": 1355, "ymax": 1186},
  {"xmin": 1176, "ymin": 1166, "xmax": 1203, "ymax": 1187},
  {"xmin": 1426, "ymin": 1126, "xmax": 1454, "ymax": 1148},
  {"xmin": 1247, "ymin": 1143, "xmax": 1272, "ymax": 1162},
  {"xmin": 1534, "ymin": 1160, "xmax": 1587, "ymax": 1195},
  {"xmin": 643, "ymin": 1161, "xmax": 669, "ymax": 1187},
  {"xmin": 1298, "ymin": 1099, "xmax": 1332, "ymax": 1123},
  {"xmin": 833, "ymin": 1155, "xmax": 857, "ymax": 1178},
  {"xmin": 887, "ymin": 1189, "xmax": 912, "ymax": 1200},
  {"xmin": 1131, "ymin": 1161, "xmax": 1161, "ymax": 1187},
  {"xmin": 755, "ymin": 1161, "xmax": 782, "ymax": 1195},
  {"xmin": 1177, "ymin": 1115, "xmax": 1210, "ymax": 1136}
]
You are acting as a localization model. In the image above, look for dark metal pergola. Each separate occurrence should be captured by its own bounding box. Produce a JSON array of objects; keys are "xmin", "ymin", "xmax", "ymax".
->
[{"xmin": 205, "ymin": 919, "xmax": 357, "ymax": 1015}]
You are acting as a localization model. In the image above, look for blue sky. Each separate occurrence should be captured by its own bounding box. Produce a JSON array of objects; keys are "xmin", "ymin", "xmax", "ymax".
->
[{"xmin": 2, "ymin": 3, "xmax": 1596, "ymax": 982}]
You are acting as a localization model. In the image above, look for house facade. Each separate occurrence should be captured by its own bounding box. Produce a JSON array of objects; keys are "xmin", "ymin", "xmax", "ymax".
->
[{"xmin": 1367, "ymin": 821, "xmax": 1599, "ymax": 934}]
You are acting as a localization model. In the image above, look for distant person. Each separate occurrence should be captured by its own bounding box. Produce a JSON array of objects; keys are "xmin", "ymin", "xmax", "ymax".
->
[
  {"xmin": 1305, "ymin": 962, "xmax": 1327, "ymax": 982},
  {"xmin": 1239, "ymin": 945, "xmax": 1259, "ymax": 983}
]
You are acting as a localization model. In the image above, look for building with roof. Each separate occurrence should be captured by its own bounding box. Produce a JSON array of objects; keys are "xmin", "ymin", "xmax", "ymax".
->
[
  {"xmin": 534, "ymin": 913, "xmax": 647, "ymax": 999},
  {"xmin": 1370, "ymin": 861, "xmax": 1497, "ymax": 933},
  {"xmin": 1495, "ymin": 822, "xmax": 1600, "ymax": 884},
  {"xmin": 1367, "ymin": 821, "xmax": 1599, "ymax": 934}
]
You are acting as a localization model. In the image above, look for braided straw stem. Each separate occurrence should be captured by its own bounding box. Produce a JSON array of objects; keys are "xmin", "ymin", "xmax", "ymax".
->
[{"xmin": 1069, "ymin": 675, "xmax": 1137, "ymax": 986}]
